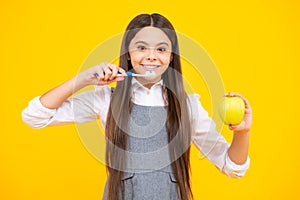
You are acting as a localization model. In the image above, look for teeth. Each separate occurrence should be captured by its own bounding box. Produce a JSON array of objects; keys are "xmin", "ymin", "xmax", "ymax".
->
[{"xmin": 142, "ymin": 65, "xmax": 159, "ymax": 69}]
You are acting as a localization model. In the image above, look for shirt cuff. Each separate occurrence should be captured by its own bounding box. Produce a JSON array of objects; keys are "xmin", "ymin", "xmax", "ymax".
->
[
  {"xmin": 223, "ymin": 153, "xmax": 250, "ymax": 178},
  {"xmin": 22, "ymin": 96, "xmax": 57, "ymax": 128}
]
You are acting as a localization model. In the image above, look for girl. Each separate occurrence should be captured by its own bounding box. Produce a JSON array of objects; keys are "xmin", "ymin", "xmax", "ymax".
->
[{"xmin": 22, "ymin": 13, "xmax": 252, "ymax": 200}]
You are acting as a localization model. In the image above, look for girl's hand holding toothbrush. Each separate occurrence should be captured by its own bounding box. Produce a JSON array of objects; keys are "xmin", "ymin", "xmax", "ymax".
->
[
  {"xmin": 77, "ymin": 62, "xmax": 127, "ymax": 87},
  {"xmin": 76, "ymin": 62, "xmax": 156, "ymax": 88}
]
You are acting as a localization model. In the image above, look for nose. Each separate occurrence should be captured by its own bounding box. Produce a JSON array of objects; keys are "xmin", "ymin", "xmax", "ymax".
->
[{"xmin": 146, "ymin": 49, "xmax": 157, "ymax": 61}]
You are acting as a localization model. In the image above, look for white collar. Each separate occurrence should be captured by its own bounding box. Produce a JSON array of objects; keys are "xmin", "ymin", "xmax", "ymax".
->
[
  {"xmin": 131, "ymin": 78, "xmax": 166, "ymax": 106},
  {"xmin": 131, "ymin": 77, "xmax": 164, "ymax": 92}
]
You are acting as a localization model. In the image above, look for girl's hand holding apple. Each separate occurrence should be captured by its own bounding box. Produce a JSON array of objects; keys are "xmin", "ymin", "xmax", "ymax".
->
[{"xmin": 219, "ymin": 92, "xmax": 252, "ymax": 134}]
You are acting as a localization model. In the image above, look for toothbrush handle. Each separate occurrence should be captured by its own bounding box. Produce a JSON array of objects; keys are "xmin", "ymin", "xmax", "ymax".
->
[
  {"xmin": 93, "ymin": 71, "xmax": 131, "ymax": 77},
  {"xmin": 93, "ymin": 71, "xmax": 153, "ymax": 77}
]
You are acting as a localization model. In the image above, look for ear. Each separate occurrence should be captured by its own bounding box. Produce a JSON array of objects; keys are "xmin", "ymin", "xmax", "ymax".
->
[
  {"xmin": 170, "ymin": 53, "xmax": 173, "ymax": 62},
  {"xmin": 127, "ymin": 53, "xmax": 131, "ymax": 60}
]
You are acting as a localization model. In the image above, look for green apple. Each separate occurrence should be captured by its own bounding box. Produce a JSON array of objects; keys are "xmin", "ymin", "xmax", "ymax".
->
[{"xmin": 219, "ymin": 96, "xmax": 245, "ymax": 125}]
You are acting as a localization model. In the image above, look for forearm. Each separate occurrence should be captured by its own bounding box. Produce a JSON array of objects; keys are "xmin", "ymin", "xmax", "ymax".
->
[
  {"xmin": 37, "ymin": 62, "xmax": 125, "ymax": 110},
  {"xmin": 227, "ymin": 130, "xmax": 250, "ymax": 165},
  {"xmin": 40, "ymin": 74, "xmax": 87, "ymax": 109}
]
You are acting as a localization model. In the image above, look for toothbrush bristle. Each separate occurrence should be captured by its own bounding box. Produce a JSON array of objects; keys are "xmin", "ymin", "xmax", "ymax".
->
[{"xmin": 145, "ymin": 71, "xmax": 155, "ymax": 76}]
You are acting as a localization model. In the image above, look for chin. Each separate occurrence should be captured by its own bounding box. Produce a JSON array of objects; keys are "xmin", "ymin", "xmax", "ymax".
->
[{"xmin": 138, "ymin": 75, "xmax": 161, "ymax": 84}]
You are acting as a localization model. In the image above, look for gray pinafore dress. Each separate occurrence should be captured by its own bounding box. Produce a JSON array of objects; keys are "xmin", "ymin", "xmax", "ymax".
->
[{"xmin": 102, "ymin": 103, "xmax": 180, "ymax": 200}]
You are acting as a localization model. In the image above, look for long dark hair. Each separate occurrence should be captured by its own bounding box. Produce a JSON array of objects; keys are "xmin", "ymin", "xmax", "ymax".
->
[{"xmin": 105, "ymin": 13, "xmax": 193, "ymax": 200}]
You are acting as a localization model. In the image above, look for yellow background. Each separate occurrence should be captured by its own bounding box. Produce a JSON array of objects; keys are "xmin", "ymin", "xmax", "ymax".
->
[{"xmin": 1, "ymin": 0, "xmax": 299, "ymax": 199}]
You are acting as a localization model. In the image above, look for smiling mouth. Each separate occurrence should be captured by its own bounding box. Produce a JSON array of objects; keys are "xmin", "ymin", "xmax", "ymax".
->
[{"xmin": 141, "ymin": 64, "xmax": 161, "ymax": 70}]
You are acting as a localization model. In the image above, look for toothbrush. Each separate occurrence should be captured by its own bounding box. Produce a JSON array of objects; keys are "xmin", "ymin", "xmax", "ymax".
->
[
  {"xmin": 122, "ymin": 71, "xmax": 155, "ymax": 77},
  {"xmin": 93, "ymin": 71, "xmax": 155, "ymax": 77}
]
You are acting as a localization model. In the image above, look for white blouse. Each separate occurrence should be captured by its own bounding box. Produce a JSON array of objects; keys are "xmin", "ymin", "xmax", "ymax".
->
[{"xmin": 22, "ymin": 78, "xmax": 250, "ymax": 178}]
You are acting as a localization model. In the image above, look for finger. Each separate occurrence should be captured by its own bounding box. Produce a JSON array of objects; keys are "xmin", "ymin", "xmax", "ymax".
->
[
  {"xmin": 229, "ymin": 124, "xmax": 235, "ymax": 130},
  {"xmin": 94, "ymin": 75, "xmax": 106, "ymax": 85},
  {"xmin": 242, "ymin": 97, "xmax": 250, "ymax": 109},
  {"xmin": 118, "ymin": 68, "xmax": 127, "ymax": 76},
  {"xmin": 234, "ymin": 94, "xmax": 251, "ymax": 110},
  {"xmin": 224, "ymin": 92, "xmax": 235, "ymax": 97},
  {"xmin": 96, "ymin": 66, "xmax": 105, "ymax": 79},
  {"xmin": 98, "ymin": 75, "xmax": 125, "ymax": 85},
  {"xmin": 232, "ymin": 93, "xmax": 245, "ymax": 100},
  {"xmin": 115, "ymin": 76, "xmax": 125, "ymax": 81},
  {"xmin": 229, "ymin": 92, "xmax": 235, "ymax": 97},
  {"xmin": 109, "ymin": 64, "xmax": 119, "ymax": 80},
  {"xmin": 229, "ymin": 123, "xmax": 240, "ymax": 130},
  {"xmin": 97, "ymin": 79, "xmax": 114, "ymax": 86},
  {"xmin": 103, "ymin": 64, "xmax": 113, "ymax": 81}
]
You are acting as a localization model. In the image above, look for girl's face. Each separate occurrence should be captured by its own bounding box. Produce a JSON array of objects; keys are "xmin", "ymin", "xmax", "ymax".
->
[{"xmin": 128, "ymin": 26, "xmax": 172, "ymax": 85}]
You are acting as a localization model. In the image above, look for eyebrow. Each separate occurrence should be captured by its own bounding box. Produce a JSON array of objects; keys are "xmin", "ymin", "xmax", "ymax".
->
[{"xmin": 134, "ymin": 40, "xmax": 170, "ymax": 46}]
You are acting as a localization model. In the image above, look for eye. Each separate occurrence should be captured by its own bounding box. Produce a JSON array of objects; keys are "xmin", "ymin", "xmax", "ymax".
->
[
  {"xmin": 157, "ymin": 47, "xmax": 167, "ymax": 52},
  {"xmin": 137, "ymin": 45, "xmax": 147, "ymax": 51}
]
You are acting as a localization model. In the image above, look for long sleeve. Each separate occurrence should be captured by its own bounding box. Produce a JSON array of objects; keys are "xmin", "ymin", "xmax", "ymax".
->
[
  {"xmin": 188, "ymin": 94, "xmax": 250, "ymax": 178},
  {"xmin": 22, "ymin": 85, "xmax": 112, "ymax": 128}
]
